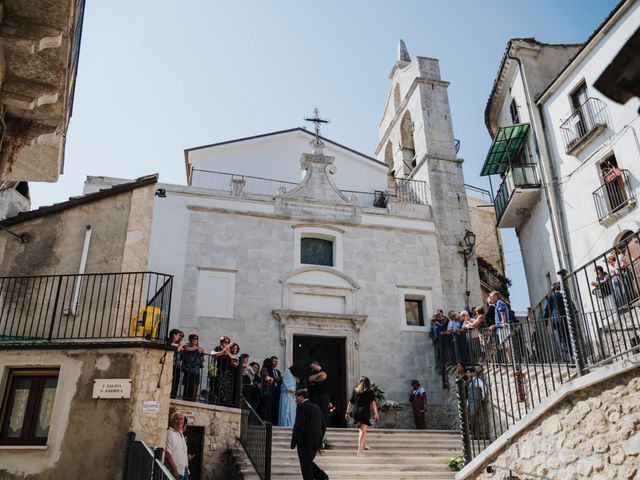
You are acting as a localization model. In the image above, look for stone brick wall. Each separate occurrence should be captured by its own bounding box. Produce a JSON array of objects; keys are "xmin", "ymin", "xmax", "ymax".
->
[
  {"xmin": 473, "ymin": 367, "xmax": 640, "ymax": 480},
  {"xmin": 170, "ymin": 400, "xmax": 241, "ymax": 480}
]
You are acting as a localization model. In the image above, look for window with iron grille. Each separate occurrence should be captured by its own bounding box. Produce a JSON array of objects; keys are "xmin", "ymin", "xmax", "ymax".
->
[
  {"xmin": 1, "ymin": 369, "xmax": 59, "ymax": 445},
  {"xmin": 301, "ymin": 237, "xmax": 334, "ymax": 267},
  {"xmin": 510, "ymin": 99, "xmax": 520, "ymax": 124}
]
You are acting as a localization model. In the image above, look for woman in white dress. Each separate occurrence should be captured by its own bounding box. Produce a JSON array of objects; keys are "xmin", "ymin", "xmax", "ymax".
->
[{"xmin": 278, "ymin": 364, "xmax": 299, "ymax": 426}]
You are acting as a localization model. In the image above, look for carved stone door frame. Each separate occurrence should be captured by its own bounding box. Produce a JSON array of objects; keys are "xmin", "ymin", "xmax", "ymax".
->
[{"xmin": 272, "ymin": 309, "xmax": 366, "ymax": 397}]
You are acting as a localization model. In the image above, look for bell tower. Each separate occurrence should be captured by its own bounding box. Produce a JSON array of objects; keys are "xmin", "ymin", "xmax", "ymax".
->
[{"xmin": 376, "ymin": 40, "xmax": 481, "ymax": 310}]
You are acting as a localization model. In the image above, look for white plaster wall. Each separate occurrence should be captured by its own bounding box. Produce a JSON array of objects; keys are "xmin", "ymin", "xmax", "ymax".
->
[
  {"xmin": 187, "ymin": 129, "xmax": 388, "ymax": 193},
  {"xmin": 540, "ymin": 1, "xmax": 640, "ymax": 269},
  {"xmin": 517, "ymin": 197, "xmax": 560, "ymax": 306}
]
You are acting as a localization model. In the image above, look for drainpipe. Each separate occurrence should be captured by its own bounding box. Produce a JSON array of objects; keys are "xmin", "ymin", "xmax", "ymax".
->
[
  {"xmin": 508, "ymin": 53, "xmax": 573, "ymax": 274},
  {"xmin": 70, "ymin": 225, "xmax": 92, "ymax": 315}
]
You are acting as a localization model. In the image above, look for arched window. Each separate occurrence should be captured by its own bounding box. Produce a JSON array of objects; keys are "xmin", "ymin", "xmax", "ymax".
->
[
  {"xmin": 384, "ymin": 141, "xmax": 395, "ymax": 187},
  {"xmin": 400, "ymin": 111, "xmax": 416, "ymax": 174},
  {"xmin": 393, "ymin": 84, "xmax": 401, "ymax": 112}
]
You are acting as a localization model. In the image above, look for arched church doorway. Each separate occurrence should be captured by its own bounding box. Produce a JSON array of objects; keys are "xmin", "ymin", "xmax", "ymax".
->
[{"xmin": 293, "ymin": 335, "xmax": 347, "ymax": 427}]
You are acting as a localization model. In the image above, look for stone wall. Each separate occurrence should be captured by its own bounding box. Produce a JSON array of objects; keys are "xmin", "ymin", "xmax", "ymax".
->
[
  {"xmin": 471, "ymin": 367, "xmax": 640, "ymax": 480},
  {"xmin": 0, "ymin": 183, "xmax": 156, "ymax": 277},
  {"xmin": 0, "ymin": 344, "xmax": 171, "ymax": 480},
  {"xmin": 171, "ymin": 400, "xmax": 242, "ymax": 480}
]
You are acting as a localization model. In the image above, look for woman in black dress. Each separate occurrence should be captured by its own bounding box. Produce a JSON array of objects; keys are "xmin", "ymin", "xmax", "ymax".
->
[{"xmin": 344, "ymin": 376, "xmax": 379, "ymax": 456}]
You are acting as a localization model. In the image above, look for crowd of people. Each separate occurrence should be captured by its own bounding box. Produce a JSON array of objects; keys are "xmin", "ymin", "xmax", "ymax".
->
[
  {"xmin": 168, "ymin": 329, "xmax": 335, "ymax": 429},
  {"xmin": 429, "ymin": 290, "xmax": 518, "ymax": 370}
]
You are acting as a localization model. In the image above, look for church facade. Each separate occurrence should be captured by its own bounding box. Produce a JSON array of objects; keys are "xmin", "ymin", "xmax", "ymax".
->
[{"xmin": 87, "ymin": 44, "xmax": 484, "ymax": 427}]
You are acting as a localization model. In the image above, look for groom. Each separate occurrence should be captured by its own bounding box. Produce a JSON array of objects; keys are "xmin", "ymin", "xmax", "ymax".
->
[{"xmin": 291, "ymin": 389, "xmax": 329, "ymax": 480}]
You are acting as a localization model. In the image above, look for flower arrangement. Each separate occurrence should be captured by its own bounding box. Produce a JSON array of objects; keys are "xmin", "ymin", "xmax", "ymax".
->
[
  {"xmin": 379, "ymin": 400, "xmax": 403, "ymax": 412},
  {"xmin": 447, "ymin": 455, "xmax": 465, "ymax": 471},
  {"xmin": 370, "ymin": 383, "xmax": 386, "ymax": 403}
]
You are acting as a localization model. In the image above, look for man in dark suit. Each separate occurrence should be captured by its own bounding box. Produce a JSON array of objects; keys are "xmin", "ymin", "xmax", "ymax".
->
[{"xmin": 291, "ymin": 389, "xmax": 329, "ymax": 480}]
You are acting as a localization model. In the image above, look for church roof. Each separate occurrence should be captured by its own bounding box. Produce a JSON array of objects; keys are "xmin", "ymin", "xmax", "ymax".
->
[{"xmin": 183, "ymin": 127, "xmax": 385, "ymax": 179}]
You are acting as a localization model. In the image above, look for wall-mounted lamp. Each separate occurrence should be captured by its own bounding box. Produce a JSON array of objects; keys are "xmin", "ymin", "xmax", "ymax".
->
[
  {"xmin": 155, "ymin": 188, "xmax": 167, "ymax": 198},
  {"xmin": 460, "ymin": 229, "xmax": 476, "ymax": 312}
]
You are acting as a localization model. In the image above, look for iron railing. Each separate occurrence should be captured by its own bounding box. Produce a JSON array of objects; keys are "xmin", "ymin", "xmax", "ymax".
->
[
  {"xmin": 465, "ymin": 184, "xmax": 492, "ymax": 203},
  {"xmin": 559, "ymin": 97, "xmax": 610, "ymax": 153},
  {"xmin": 240, "ymin": 397, "xmax": 272, "ymax": 480},
  {"xmin": 171, "ymin": 352, "xmax": 242, "ymax": 408},
  {"xmin": 189, "ymin": 168, "xmax": 429, "ymax": 207},
  {"xmin": 494, "ymin": 163, "xmax": 540, "ymax": 223},
  {"xmin": 447, "ymin": 229, "xmax": 640, "ymax": 463},
  {"xmin": 124, "ymin": 432, "xmax": 173, "ymax": 480},
  {"xmin": 0, "ymin": 272, "xmax": 172, "ymax": 344},
  {"xmin": 592, "ymin": 169, "xmax": 636, "ymax": 222}
]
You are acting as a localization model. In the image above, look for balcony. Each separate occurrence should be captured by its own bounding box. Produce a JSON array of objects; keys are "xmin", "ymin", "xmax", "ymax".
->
[
  {"xmin": 494, "ymin": 164, "xmax": 541, "ymax": 228},
  {"xmin": 559, "ymin": 97, "xmax": 610, "ymax": 155},
  {"xmin": 0, "ymin": 272, "xmax": 173, "ymax": 345},
  {"xmin": 593, "ymin": 169, "xmax": 636, "ymax": 223},
  {"xmin": 189, "ymin": 168, "xmax": 429, "ymax": 207}
]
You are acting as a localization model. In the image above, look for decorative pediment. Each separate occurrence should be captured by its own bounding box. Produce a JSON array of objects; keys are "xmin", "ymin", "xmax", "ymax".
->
[
  {"xmin": 281, "ymin": 266, "xmax": 360, "ymax": 290},
  {"xmin": 275, "ymin": 139, "xmax": 361, "ymax": 223}
]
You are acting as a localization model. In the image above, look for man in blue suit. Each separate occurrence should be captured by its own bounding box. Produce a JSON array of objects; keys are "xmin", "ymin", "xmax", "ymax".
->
[{"xmin": 291, "ymin": 389, "xmax": 329, "ymax": 480}]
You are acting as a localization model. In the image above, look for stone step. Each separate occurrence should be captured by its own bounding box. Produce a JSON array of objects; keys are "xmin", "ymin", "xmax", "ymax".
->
[
  {"xmin": 236, "ymin": 427, "xmax": 461, "ymax": 480},
  {"xmin": 271, "ymin": 438, "xmax": 462, "ymax": 454},
  {"xmin": 240, "ymin": 469, "xmax": 455, "ymax": 480}
]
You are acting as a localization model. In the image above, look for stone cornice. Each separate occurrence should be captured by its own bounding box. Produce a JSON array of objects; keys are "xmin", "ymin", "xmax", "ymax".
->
[{"xmin": 272, "ymin": 309, "xmax": 367, "ymax": 324}]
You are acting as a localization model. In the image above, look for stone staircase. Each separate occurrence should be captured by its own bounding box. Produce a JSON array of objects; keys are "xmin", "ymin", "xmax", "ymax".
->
[{"xmin": 239, "ymin": 427, "xmax": 460, "ymax": 479}]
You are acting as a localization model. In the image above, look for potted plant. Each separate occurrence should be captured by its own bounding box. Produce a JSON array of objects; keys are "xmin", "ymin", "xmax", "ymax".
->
[
  {"xmin": 603, "ymin": 166, "xmax": 622, "ymax": 183},
  {"xmin": 379, "ymin": 401, "xmax": 403, "ymax": 428}
]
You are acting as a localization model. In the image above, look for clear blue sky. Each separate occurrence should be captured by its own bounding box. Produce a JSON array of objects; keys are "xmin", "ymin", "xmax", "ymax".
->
[{"xmin": 31, "ymin": 0, "xmax": 619, "ymax": 310}]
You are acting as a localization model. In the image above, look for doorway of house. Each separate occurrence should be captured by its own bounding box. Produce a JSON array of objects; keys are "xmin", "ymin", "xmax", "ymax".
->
[
  {"xmin": 293, "ymin": 335, "xmax": 347, "ymax": 427},
  {"xmin": 185, "ymin": 425, "xmax": 204, "ymax": 480}
]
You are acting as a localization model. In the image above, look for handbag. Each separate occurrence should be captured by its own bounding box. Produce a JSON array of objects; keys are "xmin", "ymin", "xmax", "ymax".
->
[{"xmin": 349, "ymin": 393, "xmax": 360, "ymax": 418}]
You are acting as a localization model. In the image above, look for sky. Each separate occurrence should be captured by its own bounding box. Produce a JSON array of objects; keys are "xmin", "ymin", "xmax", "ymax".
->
[{"xmin": 31, "ymin": 0, "xmax": 619, "ymax": 311}]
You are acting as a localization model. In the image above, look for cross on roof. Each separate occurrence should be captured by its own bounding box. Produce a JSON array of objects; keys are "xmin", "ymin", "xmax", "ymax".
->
[{"xmin": 304, "ymin": 107, "xmax": 330, "ymax": 141}]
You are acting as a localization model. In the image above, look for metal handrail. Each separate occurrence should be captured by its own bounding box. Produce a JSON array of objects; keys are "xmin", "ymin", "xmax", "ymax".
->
[
  {"xmin": 592, "ymin": 169, "xmax": 635, "ymax": 221},
  {"xmin": 189, "ymin": 167, "xmax": 429, "ymax": 207},
  {"xmin": 559, "ymin": 97, "xmax": 610, "ymax": 153},
  {"xmin": 0, "ymin": 272, "xmax": 173, "ymax": 343},
  {"xmin": 494, "ymin": 163, "xmax": 540, "ymax": 221},
  {"xmin": 171, "ymin": 352, "xmax": 242, "ymax": 408},
  {"xmin": 240, "ymin": 396, "xmax": 272, "ymax": 480},
  {"xmin": 447, "ymin": 229, "xmax": 640, "ymax": 464}
]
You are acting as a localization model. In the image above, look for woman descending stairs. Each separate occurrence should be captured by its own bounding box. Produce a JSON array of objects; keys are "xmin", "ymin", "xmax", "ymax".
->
[{"xmin": 240, "ymin": 427, "xmax": 460, "ymax": 480}]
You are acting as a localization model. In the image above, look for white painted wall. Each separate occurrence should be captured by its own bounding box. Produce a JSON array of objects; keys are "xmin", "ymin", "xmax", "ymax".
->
[
  {"xmin": 187, "ymin": 129, "xmax": 388, "ymax": 193},
  {"xmin": 539, "ymin": 1, "xmax": 640, "ymax": 273}
]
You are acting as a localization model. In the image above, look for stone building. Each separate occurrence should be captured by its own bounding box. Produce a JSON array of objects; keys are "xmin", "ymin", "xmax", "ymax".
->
[
  {"xmin": 82, "ymin": 43, "xmax": 487, "ymax": 429},
  {"xmin": 0, "ymin": 176, "xmax": 178, "ymax": 479}
]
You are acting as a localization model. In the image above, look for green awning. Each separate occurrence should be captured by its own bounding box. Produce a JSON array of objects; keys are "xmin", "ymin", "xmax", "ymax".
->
[{"xmin": 480, "ymin": 123, "xmax": 530, "ymax": 176}]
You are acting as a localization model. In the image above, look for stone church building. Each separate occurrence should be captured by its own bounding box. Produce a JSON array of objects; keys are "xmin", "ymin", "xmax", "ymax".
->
[{"xmin": 85, "ymin": 43, "xmax": 487, "ymax": 427}]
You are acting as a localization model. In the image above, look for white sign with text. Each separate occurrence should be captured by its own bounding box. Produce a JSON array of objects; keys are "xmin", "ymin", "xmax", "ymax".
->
[{"xmin": 92, "ymin": 379, "xmax": 132, "ymax": 399}]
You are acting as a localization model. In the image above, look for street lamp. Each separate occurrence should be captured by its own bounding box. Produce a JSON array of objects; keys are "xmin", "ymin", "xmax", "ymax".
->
[
  {"xmin": 463, "ymin": 229, "xmax": 476, "ymax": 257},
  {"xmin": 461, "ymin": 229, "xmax": 476, "ymax": 312}
]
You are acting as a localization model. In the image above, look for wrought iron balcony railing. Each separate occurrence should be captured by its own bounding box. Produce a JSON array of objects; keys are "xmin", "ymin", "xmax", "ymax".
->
[
  {"xmin": 189, "ymin": 168, "xmax": 429, "ymax": 207},
  {"xmin": 559, "ymin": 97, "xmax": 610, "ymax": 154},
  {"xmin": 494, "ymin": 163, "xmax": 541, "ymax": 222},
  {"xmin": 592, "ymin": 169, "xmax": 636, "ymax": 222},
  {"xmin": 0, "ymin": 272, "xmax": 172, "ymax": 344}
]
